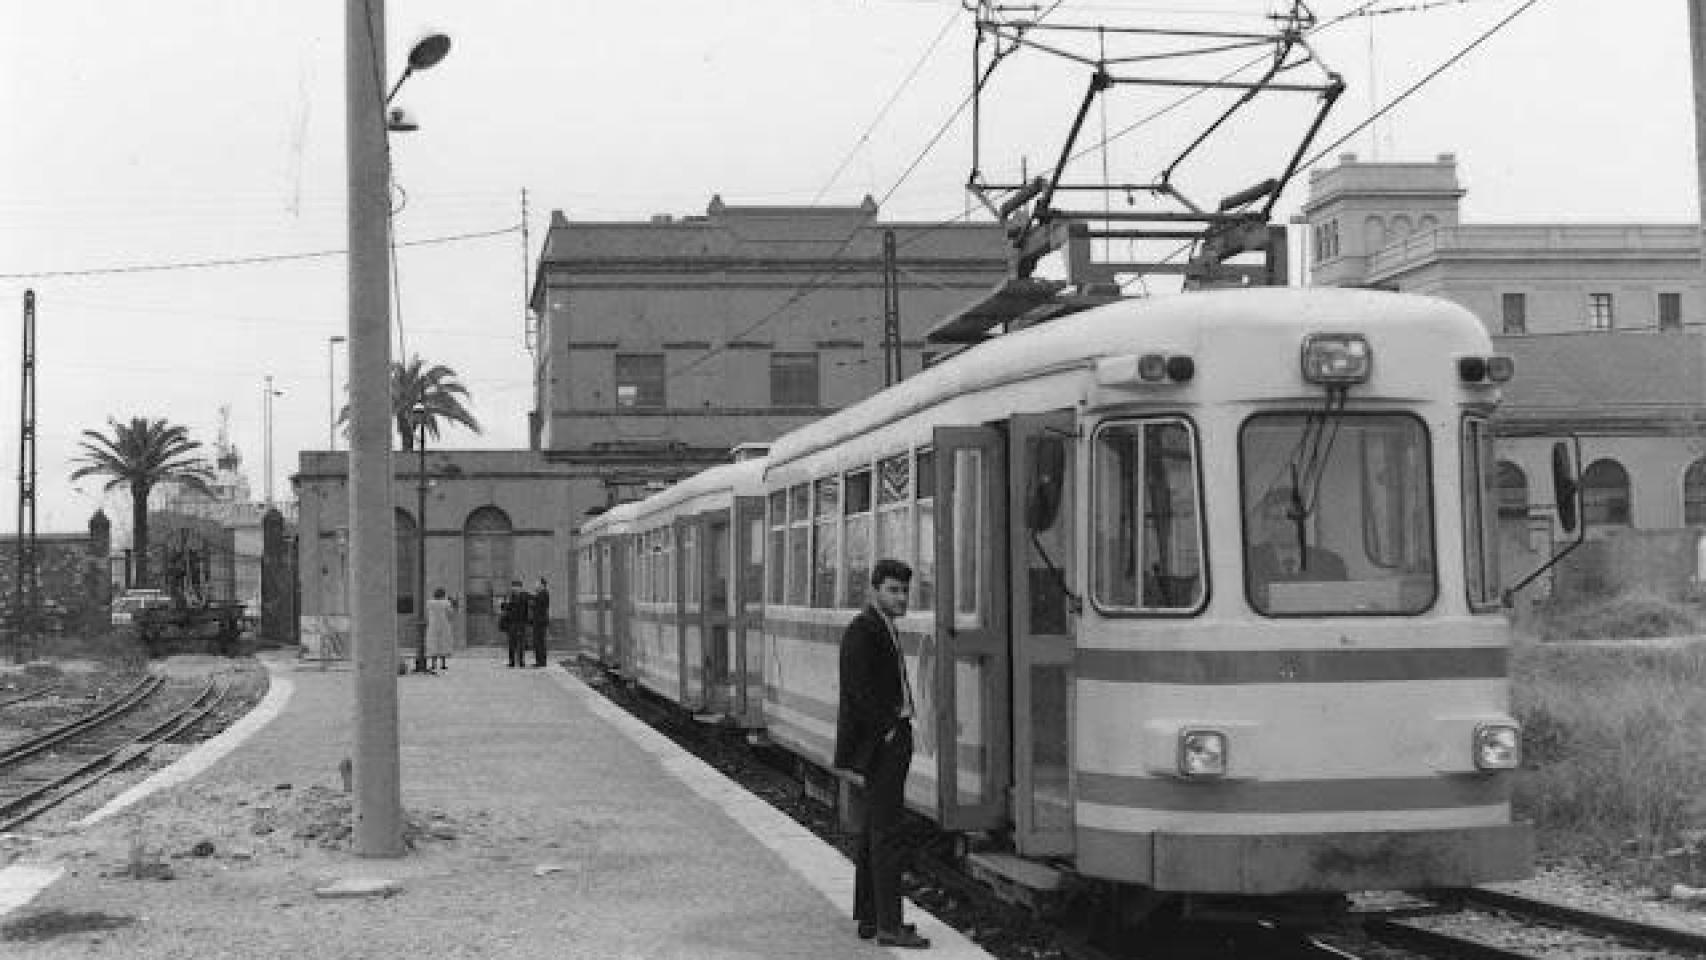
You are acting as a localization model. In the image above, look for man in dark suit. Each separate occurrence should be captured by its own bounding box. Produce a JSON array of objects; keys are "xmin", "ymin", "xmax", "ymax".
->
[
  {"xmin": 500, "ymin": 579, "xmax": 530, "ymax": 668},
  {"xmin": 530, "ymin": 577, "xmax": 551, "ymax": 668},
  {"xmin": 834, "ymin": 558, "xmax": 928, "ymax": 950}
]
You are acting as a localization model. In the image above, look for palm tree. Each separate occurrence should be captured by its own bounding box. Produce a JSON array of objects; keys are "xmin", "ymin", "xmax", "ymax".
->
[
  {"xmin": 71, "ymin": 417, "xmax": 214, "ymax": 588},
  {"xmin": 338, "ymin": 355, "xmax": 481, "ymax": 451}
]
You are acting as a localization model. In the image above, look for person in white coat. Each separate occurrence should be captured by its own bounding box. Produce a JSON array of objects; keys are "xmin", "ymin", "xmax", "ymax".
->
[{"xmin": 425, "ymin": 587, "xmax": 456, "ymax": 671}]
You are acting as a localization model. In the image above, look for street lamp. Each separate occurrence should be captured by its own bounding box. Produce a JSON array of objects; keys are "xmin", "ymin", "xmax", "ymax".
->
[
  {"xmin": 263, "ymin": 375, "xmax": 284, "ymax": 507},
  {"xmin": 387, "ymin": 32, "xmax": 450, "ymax": 105},
  {"xmin": 327, "ymin": 335, "xmax": 346, "ymax": 450},
  {"xmin": 411, "ymin": 401, "xmax": 432, "ymax": 675}
]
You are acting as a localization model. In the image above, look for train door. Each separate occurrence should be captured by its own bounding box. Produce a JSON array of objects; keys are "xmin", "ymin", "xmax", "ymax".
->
[
  {"xmin": 932, "ymin": 425, "xmax": 1011, "ymax": 830},
  {"xmin": 596, "ymin": 540, "xmax": 613, "ymax": 664},
  {"xmin": 1009, "ymin": 411, "xmax": 1077, "ymax": 857},
  {"xmin": 613, "ymin": 535, "xmax": 635, "ymax": 679},
  {"xmin": 674, "ymin": 516, "xmax": 695, "ymax": 706},
  {"xmin": 733, "ymin": 496, "xmax": 766, "ymax": 726},
  {"xmin": 700, "ymin": 509, "xmax": 733, "ymax": 716}
]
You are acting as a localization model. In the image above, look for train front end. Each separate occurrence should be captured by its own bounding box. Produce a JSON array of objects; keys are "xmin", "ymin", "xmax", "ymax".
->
[{"xmin": 1072, "ymin": 290, "xmax": 1532, "ymax": 898}]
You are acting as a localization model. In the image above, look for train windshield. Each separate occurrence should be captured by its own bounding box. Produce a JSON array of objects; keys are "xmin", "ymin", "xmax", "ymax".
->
[{"xmin": 1241, "ymin": 412, "xmax": 1435, "ymax": 616}]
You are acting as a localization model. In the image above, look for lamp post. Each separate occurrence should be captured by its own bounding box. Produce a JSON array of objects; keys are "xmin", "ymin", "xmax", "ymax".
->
[
  {"xmin": 327, "ymin": 335, "xmax": 346, "ymax": 450},
  {"xmin": 345, "ymin": 3, "xmax": 451, "ymax": 857},
  {"xmin": 263, "ymin": 375, "xmax": 284, "ymax": 508},
  {"xmin": 411, "ymin": 402, "xmax": 432, "ymax": 675}
]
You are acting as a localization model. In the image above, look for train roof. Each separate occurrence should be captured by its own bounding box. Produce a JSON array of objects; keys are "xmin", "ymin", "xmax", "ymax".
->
[
  {"xmin": 572, "ymin": 457, "xmax": 767, "ymax": 539},
  {"xmin": 766, "ymin": 287, "xmax": 1488, "ymax": 472}
]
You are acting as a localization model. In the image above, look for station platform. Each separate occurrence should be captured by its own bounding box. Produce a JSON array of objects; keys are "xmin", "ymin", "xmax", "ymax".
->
[{"xmin": 0, "ymin": 649, "xmax": 988, "ymax": 959}]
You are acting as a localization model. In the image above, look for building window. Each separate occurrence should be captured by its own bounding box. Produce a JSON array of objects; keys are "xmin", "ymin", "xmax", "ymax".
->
[
  {"xmin": 769, "ymin": 352, "xmax": 819, "ymax": 407},
  {"xmin": 1588, "ymin": 293, "xmax": 1614, "ymax": 331},
  {"xmin": 1685, "ymin": 459, "xmax": 1706, "ymax": 526},
  {"xmin": 614, "ymin": 354, "xmax": 665, "ymax": 408},
  {"xmin": 1581, "ymin": 459, "xmax": 1631, "ymax": 527},
  {"xmin": 1501, "ymin": 293, "xmax": 1527, "ymax": 335},
  {"xmin": 1660, "ymin": 292, "xmax": 1682, "ymax": 331}
]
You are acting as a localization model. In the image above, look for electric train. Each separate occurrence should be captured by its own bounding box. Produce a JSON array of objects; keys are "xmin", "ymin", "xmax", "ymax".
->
[{"xmin": 569, "ymin": 286, "xmax": 1533, "ymax": 920}]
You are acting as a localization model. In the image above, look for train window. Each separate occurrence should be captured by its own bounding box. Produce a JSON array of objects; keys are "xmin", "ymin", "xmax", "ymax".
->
[
  {"xmin": 787, "ymin": 485, "xmax": 810, "ymax": 606},
  {"xmin": 813, "ymin": 476, "xmax": 842, "ymax": 608},
  {"xmin": 843, "ymin": 469, "xmax": 873, "ymax": 607},
  {"xmin": 767, "ymin": 490, "xmax": 787, "ymax": 604},
  {"xmin": 1462, "ymin": 417, "xmax": 1502, "ymax": 610},
  {"xmin": 875, "ymin": 453, "xmax": 913, "ymax": 586},
  {"xmin": 915, "ymin": 449, "xmax": 936, "ymax": 611},
  {"xmin": 1092, "ymin": 418, "xmax": 1205, "ymax": 615},
  {"xmin": 952, "ymin": 449, "xmax": 985, "ymax": 622},
  {"xmin": 1241, "ymin": 413, "xmax": 1435, "ymax": 616}
]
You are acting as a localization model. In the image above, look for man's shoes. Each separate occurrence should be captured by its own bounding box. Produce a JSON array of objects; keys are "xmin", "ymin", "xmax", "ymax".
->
[
  {"xmin": 857, "ymin": 921, "xmax": 877, "ymax": 940},
  {"xmin": 876, "ymin": 927, "xmax": 929, "ymax": 949}
]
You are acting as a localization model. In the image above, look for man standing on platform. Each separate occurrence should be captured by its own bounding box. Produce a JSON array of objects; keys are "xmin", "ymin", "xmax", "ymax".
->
[
  {"xmin": 499, "ymin": 579, "xmax": 530, "ymax": 669},
  {"xmin": 531, "ymin": 577, "xmax": 551, "ymax": 668},
  {"xmin": 833, "ymin": 558, "xmax": 929, "ymax": 950}
]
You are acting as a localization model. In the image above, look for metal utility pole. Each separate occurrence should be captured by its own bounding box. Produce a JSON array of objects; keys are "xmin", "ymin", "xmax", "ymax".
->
[
  {"xmin": 881, "ymin": 229, "xmax": 901, "ymax": 386},
  {"xmin": 345, "ymin": 0, "xmax": 403, "ymax": 857},
  {"xmin": 14, "ymin": 291, "xmax": 38, "ymax": 663},
  {"xmin": 1691, "ymin": 0, "xmax": 1706, "ymax": 323},
  {"xmin": 263, "ymin": 375, "xmax": 283, "ymax": 508}
]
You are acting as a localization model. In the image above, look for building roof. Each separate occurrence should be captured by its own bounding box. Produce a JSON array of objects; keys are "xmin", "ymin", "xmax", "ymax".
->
[{"xmin": 1495, "ymin": 331, "xmax": 1706, "ymax": 426}]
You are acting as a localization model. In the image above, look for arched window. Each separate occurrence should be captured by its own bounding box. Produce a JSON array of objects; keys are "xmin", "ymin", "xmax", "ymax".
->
[
  {"xmin": 1581, "ymin": 459, "xmax": 1632, "ymax": 527},
  {"xmin": 464, "ymin": 506, "xmax": 515, "ymax": 645},
  {"xmin": 1363, "ymin": 215, "xmax": 1387, "ymax": 252},
  {"xmin": 1496, "ymin": 462, "xmax": 1529, "ymax": 519},
  {"xmin": 1683, "ymin": 458, "xmax": 1706, "ymax": 525},
  {"xmin": 1391, "ymin": 214, "xmax": 1414, "ymax": 241},
  {"xmin": 395, "ymin": 508, "xmax": 417, "ymax": 616},
  {"xmin": 1419, "ymin": 214, "xmax": 1439, "ymax": 234}
]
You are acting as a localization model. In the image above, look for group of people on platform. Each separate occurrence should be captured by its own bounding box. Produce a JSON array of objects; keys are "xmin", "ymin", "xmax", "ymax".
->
[{"xmin": 413, "ymin": 577, "xmax": 552, "ymax": 672}]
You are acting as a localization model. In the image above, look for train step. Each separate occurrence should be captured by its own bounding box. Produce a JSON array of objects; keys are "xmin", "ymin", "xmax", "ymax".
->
[{"xmin": 966, "ymin": 851, "xmax": 1068, "ymax": 913}]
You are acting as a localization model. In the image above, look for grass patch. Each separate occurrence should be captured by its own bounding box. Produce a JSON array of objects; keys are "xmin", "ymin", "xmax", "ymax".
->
[
  {"xmin": 1530, "ymin": 587, "xmax": 1705, "ymax": 644},
  {"xmin": 1513, "ymin": 639, "xmax": 1706, "ymax": 886}
]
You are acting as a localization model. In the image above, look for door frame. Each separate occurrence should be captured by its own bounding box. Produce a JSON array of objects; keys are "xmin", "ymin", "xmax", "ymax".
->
[
  {"xmin": 1009, "ymin": 409, "xmax": 1078, "ymax": 857},
  {"xmin": 932, "ymin": 424, "xmax": 1011, "ymax": 831}
]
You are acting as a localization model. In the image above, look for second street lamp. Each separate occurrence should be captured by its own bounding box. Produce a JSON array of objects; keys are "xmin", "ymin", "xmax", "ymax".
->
[{"xmin": 412, "ymin": 402, "xmax": 432, "ymax": 675}]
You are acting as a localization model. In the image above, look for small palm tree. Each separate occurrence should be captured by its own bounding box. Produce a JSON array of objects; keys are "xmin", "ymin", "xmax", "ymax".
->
[
  {"xmin": 338, "ymin": 356, "xmax": 481, "ymax": 451},
  {"xmin": 70, "ymin": 417, "xmax": 214, "ymax": 587}
]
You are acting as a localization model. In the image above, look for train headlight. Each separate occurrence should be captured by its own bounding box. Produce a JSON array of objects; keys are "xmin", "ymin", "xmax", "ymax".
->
[
  {"xmin": 1473, "ymin": 723, "xmax": 1521, "ymax": 770},
  {"xmin": 1178, "ymin": 729, "xmax": 1228, "ymax": 779},
  {"xmin": 1301, "ymin": 333, "xmax": 1371, "ymax": 385}
]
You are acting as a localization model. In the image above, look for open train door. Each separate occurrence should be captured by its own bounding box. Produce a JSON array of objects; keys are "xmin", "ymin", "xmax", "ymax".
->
[
  {"xmin": 732, "ymin": 496, "xmax": 767, "ymax": 727},
  {"xmin": 1009, "ymin": 410, "xmax": 1077, "ymax": 858},
  {"xmin": 932, "ymin": 425, "xmax": 1011, "ymax": 831}
]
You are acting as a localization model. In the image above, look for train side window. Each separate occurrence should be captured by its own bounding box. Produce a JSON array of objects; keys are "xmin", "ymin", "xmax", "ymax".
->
[
  {"xmin": 952, "ymin": 447, "xmax": 986, "ymax": 623},
  {"xmin": 843, "ymin": 468, "xmax": 874, "ymax": 607},
  {"xmin": 1092, "ymin": 418, "xmax": 1206, "ymax": 615},
  {"xmin": 915, "ymin": 448, "xmax": 936, "ymax": 611},
  {"xmin": 767, "ymin": 490, "xmax": 786, "ymax": 604},
  {"xmin": 787, "ymin": 485, "xmax": 810, "ymax": 606},
  {"xmin": 682, "ymin": 524, "xmax": 700, "ymax": 608},
  {"xmin": 1462, "ymin": 416, "xmax": 1501, "ymax": 610},
  {"xmin": 812, "ymin": 477, "xmax": 841, "ymax": 608},
  {"xmin": 875, "ymin": 453, "xmax": 913, "ymax": 585}
]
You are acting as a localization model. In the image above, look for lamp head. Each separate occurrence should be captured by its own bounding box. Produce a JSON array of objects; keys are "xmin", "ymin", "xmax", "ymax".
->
[{"xmin": 408, "ymin": 33, "xmax": 451, "ymax": 71}]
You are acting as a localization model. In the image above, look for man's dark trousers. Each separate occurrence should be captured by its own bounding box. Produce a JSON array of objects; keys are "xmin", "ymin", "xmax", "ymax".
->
[
  {"xmin": 531, "ymin": 621, "xmax": 548, "ymax": 667},
  {"xmin": 506, "ymin": 624, "xmax": 528, "ymax": 668},
  {"xmin": 852, "ymin": 718, "xmax": 913, "ymax": 935}
]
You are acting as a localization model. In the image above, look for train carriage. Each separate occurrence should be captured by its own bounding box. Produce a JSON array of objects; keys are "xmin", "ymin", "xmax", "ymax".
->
[
  {"xmin": 575, "ymin": 285, "xmax": 1534, "ymax": 914},
  {"xmin": 572, "ymin": 457, "xmax": 768, "ymax": 725}
]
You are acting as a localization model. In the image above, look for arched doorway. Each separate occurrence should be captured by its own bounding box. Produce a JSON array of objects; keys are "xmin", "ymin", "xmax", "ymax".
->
[
  {"xmin": 1581, "ymin": 459, "xmax": 1632, "ymax": 529},
  {"xmin": 1684, "ymin": 458, "xmax": 1706, "ymax": 526},
  {"xmin": 463, "ymin": 507, "xmax": 514, "ymax": 647}
]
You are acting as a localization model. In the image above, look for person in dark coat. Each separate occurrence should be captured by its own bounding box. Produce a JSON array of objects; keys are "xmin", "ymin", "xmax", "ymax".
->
[
  {"xmin": 530, "ymin": 577, "xmax": 551, "ymax": 668},
  {"xmin": 833, "ymin": 557, "xmax": 928, "ymax": 950},
  {"xmin": 499, "ymin": 579, "xmax": 530, "ymax": 668}
]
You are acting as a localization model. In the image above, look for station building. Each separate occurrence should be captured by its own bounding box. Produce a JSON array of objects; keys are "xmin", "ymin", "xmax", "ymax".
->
[
  {"xmin": 293, "ymin": 198, "xmax": 1009, "ymax": 653},
  {"xmin": 1301, "ymin": 153, "xmax": 1706, "ymax": 593}
]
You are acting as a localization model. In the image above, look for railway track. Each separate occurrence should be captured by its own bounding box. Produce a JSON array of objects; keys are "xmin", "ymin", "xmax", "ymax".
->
[
  {"xmin": 0, "ymin": 674, "xmax": 229, "ymax": 832},
  {"xmin": 0, "ymin": 681, "xmax": 62, "ymax": 710},
  {"xmin": 1360, "ymin": 888, "xmax": 1706, "ymax": 960}
]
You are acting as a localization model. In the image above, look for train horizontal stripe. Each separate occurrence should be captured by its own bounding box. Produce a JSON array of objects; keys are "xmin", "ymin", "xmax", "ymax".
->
[
  {"xmin": 765, "ymin": 683, "xmax": 990, "ymax": 776},
  {"xmin": 1076, "ymin": 801, "xmax": 1512, "ymax": 836},
  {"xmin": 765, "ymin": 615, "xmax": 930, "ymax": 654},
  {"xmin": 1076, "ymin": 646, "xmax": 1507, "ymax": 685},
  {"xmin": 1078, "ymin": 772, "xmax": 1510, "ymax": 814}
]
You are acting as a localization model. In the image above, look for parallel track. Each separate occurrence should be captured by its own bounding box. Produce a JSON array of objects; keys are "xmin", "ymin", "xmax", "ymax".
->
[
  {"xmin": 1365, "ymin": 888, "xmax": 1706, "ymax": 960},
  {"xmin": 0, "ymin": 676, "xmax": 227, "ymax": 832}
]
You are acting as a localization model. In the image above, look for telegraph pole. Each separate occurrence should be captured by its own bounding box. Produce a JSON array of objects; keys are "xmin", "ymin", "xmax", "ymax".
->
[
  {"xmin": 15, "ymin": 291, "xmax": 37, "ymax": 663},
  {"xmin": 345, "ymin": 0, "xmax": 403, "ymax": 857},
  {"xmin": 882, "ymin": 229, "xmax": 901, "ymax": 386},
  {"xmin": 1692, "ymin": 0, "xmax": 1706, "ymax": 306}
]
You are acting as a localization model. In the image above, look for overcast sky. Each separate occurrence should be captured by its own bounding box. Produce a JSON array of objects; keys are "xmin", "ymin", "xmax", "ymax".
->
[{"xmin": 0, "ymin": 0, "xmax": 1694, "ymax": 532}]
